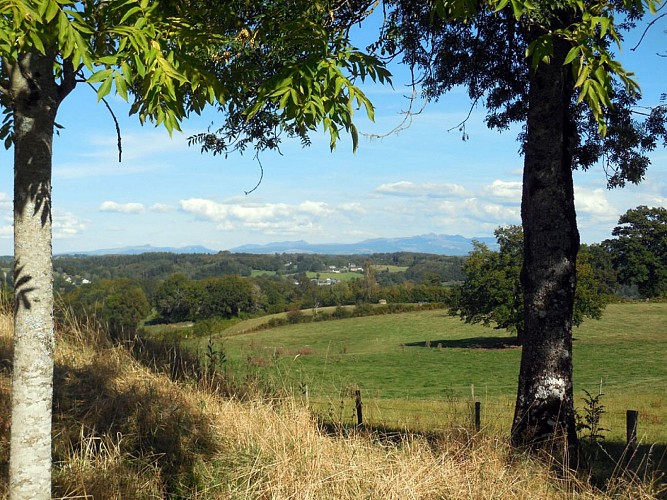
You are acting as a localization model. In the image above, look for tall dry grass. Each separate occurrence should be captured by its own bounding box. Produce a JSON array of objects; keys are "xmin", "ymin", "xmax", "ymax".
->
[{"xmin": 0, "ymin": 309, "xmax": 663, "ymax": 498}]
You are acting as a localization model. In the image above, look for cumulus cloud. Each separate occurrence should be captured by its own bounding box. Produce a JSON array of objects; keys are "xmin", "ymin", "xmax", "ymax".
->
[
  {"xmin": 437, "ymin": 198, "xmax": 520, "ymax": 224},
  {"xmin": 179, "ymin": 198, "xmax": 339, "ymax": 234},
  {"xmin": 574, "ymin": 187, "xmax": 616, "ymax": 219},
  {"xmin": 339, "ymin": 202, "xmax": 366, "ymax": 215},
  {"xmin": 0, "ymin": 225, "xmax": 11, "ymax": 238},
  {"xmin": 483, "ymin": 180, "xmax": 522, "ymax": 201},
  {"xmin": 150, "ymin": 203, "xmax": 176, "ymax": 213},
  {"xmin": 99, "ymin": 201, "xmax": 145, "ymax": 214},
  {"xmin": 375, "ymin": 181, "xmax": 467, "ymax": 198},
  {"xmin": 53, "ymin": 211, "xmax": 88, "ymax": 239}
]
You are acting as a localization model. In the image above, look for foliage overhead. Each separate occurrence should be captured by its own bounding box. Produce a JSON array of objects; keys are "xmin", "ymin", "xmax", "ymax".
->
[
  {"xmin": 0, "ymin": 0, "xmax": 390, "ymax": 151},
  {"xmin": 374, "ymin": 0, "xmax": 666, "ymax": 187},
  {"xmin": 182, "ymin": 0, "xmax": 392, "ymax": 155}
]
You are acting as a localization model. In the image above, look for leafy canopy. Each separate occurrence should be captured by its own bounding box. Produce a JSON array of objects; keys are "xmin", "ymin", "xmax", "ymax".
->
[
  {"xmin": 430, "ymin": 0, "xmax": 662, "ymax": 135},
  {"xmin": 0, "ymin": 0, "xmax": 390, "ymax": 150}
]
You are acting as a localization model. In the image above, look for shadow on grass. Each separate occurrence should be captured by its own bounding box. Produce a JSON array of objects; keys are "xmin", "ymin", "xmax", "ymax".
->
[
  {"xmin": 586, "ymin": 441, "xmax": 667, "ymax": 480},
  {"xmin": 51, "ymin": 344, "xmax": 220, "ymax": 497},
  {"xmin": 405, "ymin": 336, "xmax": 520, "ymax": 349}
]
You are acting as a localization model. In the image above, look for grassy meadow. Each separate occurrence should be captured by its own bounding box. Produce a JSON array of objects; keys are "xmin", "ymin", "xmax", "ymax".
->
[
  {"xmin": 1, "ymin": 305, "xmax": 665, "ymax": 497},
  {"xmin": 178, "ymin": 302, "xmax": 667, "ymax": 444}
]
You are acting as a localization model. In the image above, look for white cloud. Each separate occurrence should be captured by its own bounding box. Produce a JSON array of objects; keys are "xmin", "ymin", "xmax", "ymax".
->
[
  {"xmin": 53, "ymin": 211, "xmax": 87, "ymax": 239},
  {"xmin": 0, "ymin": 192, "xmax": 10, "ymax": 211},
  {"xmin": 0, "ymin": 225, "xmax": 11, "ymax": 238},
  {"xmin": 179, "ymin": 198, "xmax": 339, "ymax": 234},
  {"xmin": 483, "ymin": 180, "xmax": 522, "ymax": 201},
  {"xmin": 375, "ymin": 181, "xmax": 468, "ymax": 198},
  {"xmin": 99, "ymin": 201, "xmax": 145, "ymax": 214},
  {"xmin": 574, "ymin": 187, "xmax": 617, "ymax": 219},
  {"xmin": 150, "ymin": 203, "xmax": 176, "ymax": 213},
  {"xmin": 339, "ymin": 202, "xmax": 366, "ymax": 214},
  {"xmin": 437, "ymin": 198, "xmax": 520, "ymax": 224}
]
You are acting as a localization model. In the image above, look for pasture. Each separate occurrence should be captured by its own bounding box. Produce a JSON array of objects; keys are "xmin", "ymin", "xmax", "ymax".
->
[{"xmin": 182, "ymin": 302, "xmax": 666, "ymax": 444}]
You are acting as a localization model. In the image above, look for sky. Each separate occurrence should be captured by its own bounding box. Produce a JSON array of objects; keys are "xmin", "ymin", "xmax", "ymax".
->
[{"xmin": 0, "ymin": 14, "xmax": 666, "ymax": 255}]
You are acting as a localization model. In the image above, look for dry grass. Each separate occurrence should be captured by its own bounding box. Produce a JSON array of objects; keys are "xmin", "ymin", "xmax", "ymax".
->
[{"xmin": 0, "ymin": 311, "xmax": 664, "ymax": 499}]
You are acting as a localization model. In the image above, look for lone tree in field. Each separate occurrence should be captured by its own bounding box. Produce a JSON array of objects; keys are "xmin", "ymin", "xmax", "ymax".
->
[
  {"xmin": 449, "ymin": 225, "xmax": 608, "ymax": 342},
  {"xmin": 0, "ymin": 1, "xmax": 386, "ymax": 497},
  {"xmin": 374, "ymin": 0, "xmax": 665, "ymax": 455}
]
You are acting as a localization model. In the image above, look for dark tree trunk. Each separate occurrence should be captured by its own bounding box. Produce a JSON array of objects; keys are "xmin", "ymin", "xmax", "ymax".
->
[
  {"xmin": 9, "ymin": 51, "xmax": 61, "ymax": 500},
  {"xmin": 511, "ymin": 35, "xmax": 580, "ymax": 460}
]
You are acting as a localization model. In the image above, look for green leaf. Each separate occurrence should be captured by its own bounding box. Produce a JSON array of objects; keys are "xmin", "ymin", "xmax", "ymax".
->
[
  {"xmin": 114, "ymin": 71, "xmax": 129, "ymax": 101},
  {"xmin": 97, "ymin": 76, "xmax": 113, "ymax": 101},
  {"xmin": 563, "ymin": 46, "xmax": 581, "ymax": 65},
  {"xmin": 28, "ymin": 30, "xmax": 45, "ymax": 55},
  {"xmin": 45, "ymin": 0, "xmax": 59, "ymax": 23},
  {"xmin": 120, "ymin": 6, "xmax": 142, "ymax": 25},
  {"xmin": 87, "ymin": 68, "xmax": 113, "ymax": 84},
  {"xmin": 350, "ymin": 123, "xmax": 359, "ymax": 152}
]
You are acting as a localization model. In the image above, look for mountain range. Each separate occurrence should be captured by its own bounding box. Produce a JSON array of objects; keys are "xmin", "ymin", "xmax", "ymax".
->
[
  {"xmin": 230, "ymin": 233, "xmax": 496, "ymax": 255},
  {"xmin": 62, "ymin": 234, "xmax": 497, "ymax": 257},
  {"xmin": 62, "ymin": 244, "xmax": 216, "ymax": 256}
]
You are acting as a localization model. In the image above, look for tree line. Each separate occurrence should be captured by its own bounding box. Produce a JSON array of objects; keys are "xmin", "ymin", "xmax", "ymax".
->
[{"xmin": 50, "ymin": 205, "xmax": 667, "ymax": 338}]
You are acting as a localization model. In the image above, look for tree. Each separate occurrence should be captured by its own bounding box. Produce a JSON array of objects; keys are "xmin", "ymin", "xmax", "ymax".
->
[
  {"xmin": 449, "ymin": 226, "xmax": 523, "ymax": 340},
  {"xmin": 605, "ymin": 205, "xmax": 667, "ymax": 297},
  {"xmin": 449, "ymin": 226, "xmax": 607, "ymax": 342},
  {"xmin": 374, "ymin": 0, "xmax": 665, "ymax": 454},
  {"xmin": 0, "ymin": 1, "xmax": 386, "ymax": 497},
  {"xmin": 196, "ymin": 275, "xmax": 256, "ymax": 319},
  {"xmin": 153, "ymin": 273, "xmax": 197, "ymax": 323},
  {"xmin": 62, "ymin": 278, "xmax": 150, "ymax": 338}
]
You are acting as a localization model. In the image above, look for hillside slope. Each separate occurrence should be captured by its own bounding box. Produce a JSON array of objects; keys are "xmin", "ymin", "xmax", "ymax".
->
[{"xmin": 0, "ymin": 311, "xmax": 659, "ymax": 498}]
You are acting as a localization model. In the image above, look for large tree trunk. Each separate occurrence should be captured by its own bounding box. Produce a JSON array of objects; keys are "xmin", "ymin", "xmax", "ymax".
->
[
  {"xmin": 511, "ymin": 36, "xmax": 580, "ymax": 460},
  {"xmin": 9, "ymin": 51, "xmax": 60, "ymax": 500}
]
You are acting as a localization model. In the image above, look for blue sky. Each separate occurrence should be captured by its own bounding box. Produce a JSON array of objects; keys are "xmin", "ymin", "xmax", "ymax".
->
[{"xmin": 0, "ymin": 16, "xmax": 665, "ymax": 255}]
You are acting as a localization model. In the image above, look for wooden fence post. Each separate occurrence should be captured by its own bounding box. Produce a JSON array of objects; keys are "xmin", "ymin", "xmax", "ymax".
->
[
  {"xmin": 355, "ymin": 389, "xmax": 363, "ymax": 426},
  {"xmin": 474, "ymin": 401, "xmax": 481, "ymax": 432},
  {"xmin": 626, "ymin": 410, "xmax": 638, "ymax": 462}
]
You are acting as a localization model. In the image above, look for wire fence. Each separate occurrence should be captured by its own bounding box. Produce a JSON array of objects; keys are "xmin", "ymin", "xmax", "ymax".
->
[{"xmin": 305, "ymin": 387, "xmax": 665, "ymax": 447}]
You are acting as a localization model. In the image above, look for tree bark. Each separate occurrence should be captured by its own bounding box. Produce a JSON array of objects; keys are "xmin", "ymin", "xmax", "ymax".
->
[
  {"xmin": 511, "ymin": 36, "xmax": 580, "ymax": 460},
  {"xmin": 9, "ymin": 51, "xmax": 60, "ymax": 500}
]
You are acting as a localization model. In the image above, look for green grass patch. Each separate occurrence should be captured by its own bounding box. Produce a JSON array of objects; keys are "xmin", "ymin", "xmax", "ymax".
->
[
  {"xmin": 160, "ymin": 302, "xmax": 667, "ymax": 444},
  {"xmin": 250, "ymin": 269, "xmax": 277, "ymax": 277},
  {"xmin": 305, "ymin": 271, "xmax": 362, "ymax": 281}
]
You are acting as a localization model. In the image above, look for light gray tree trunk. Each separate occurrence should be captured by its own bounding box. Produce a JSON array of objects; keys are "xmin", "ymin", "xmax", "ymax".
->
[
  {"xmin": 9, "ymin": 50, "xmax": 61, "ymax": 500},
  {"xmin": 511, "ymin": 34, "xmax": 580, "ymax": 460}
]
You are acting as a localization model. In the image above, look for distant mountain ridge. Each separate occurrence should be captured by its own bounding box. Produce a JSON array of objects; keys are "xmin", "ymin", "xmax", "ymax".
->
[
  {"xmin": 61, "ymin": 244, "xmax": 216, "ymax": 256},
  {"xmin": 59, "ymin": 234, "xmax": 496, "ymax": 257},
  {"xmin": 230, "ymin": 233, "xmax": 496, "ymax": 256}
]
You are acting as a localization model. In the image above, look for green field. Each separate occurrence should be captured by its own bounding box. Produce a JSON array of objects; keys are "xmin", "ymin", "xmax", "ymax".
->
[
  {"xmin": 181, "ymin": 303, "xmax": 666, "ymax": 443},
  {"xmin": 305, "ymin": 271, "xmax": 363, "ymax": 281}
]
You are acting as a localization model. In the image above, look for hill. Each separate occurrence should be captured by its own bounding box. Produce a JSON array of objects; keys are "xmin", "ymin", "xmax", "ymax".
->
[
  {"xmin": 231, "ymin": 233, "xmax": 497, "ymax": 255},
  {"xmin": 2, "ymin": 310, "xmax": 653, "ymax": 498},
  {"xmin": 60, "ymin": 244, "xmax": 216, "ymax": 256}
]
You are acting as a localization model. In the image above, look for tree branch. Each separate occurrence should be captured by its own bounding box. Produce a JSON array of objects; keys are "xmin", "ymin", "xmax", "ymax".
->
[
  {"xmin": 630, "ymin": 11, "xmax": 667, "ymax": 52},
  {"xmin": 86, "ymin": 81, "xmax": 123, "ymax": 162},
  {"xmin": 57, "ymin": 59, "xmax": 81, "ymax": 103},
  {"xmin": 244, "ymin": 154, "xmax": 264, "ymax": 195}
]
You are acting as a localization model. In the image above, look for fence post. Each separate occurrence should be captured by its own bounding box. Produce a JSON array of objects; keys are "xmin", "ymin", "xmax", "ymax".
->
[
  {"xmin": 355, "ymin": 389, "xmax": 363, "ymax": 426},
  {"xmin": 474, "ymin": 401, "xmax": 481, "ymax": 432},
  {"xmin": 626, "ymin": 410, "xmax": 638, "ymax": 462}
]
